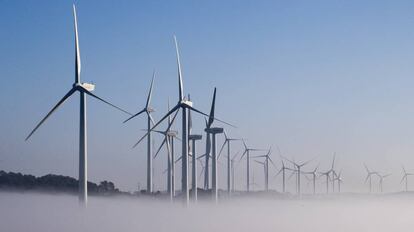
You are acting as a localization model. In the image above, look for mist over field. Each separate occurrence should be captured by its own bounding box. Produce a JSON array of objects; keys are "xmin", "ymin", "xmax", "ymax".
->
[{"xmin": 1, "ymin": 192, "xmax": 413, "ymax": 232}]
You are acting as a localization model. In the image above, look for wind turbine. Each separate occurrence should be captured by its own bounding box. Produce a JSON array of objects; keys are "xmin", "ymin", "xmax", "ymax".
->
[
  {"xmin": 25, "ymin": 5, "xmax": 131, "ymax": 206},
  {"xmin": 377, "ymin": 173, "xmax": 391, "ymax": 193},
  {"xmin": 252, "ymin": 148, "xmax": 276, "ymax": 191},
  {"xmin": 201, "ymin": 89, "xmax": 218, "ymax": 191},
  {"xmin": 364, "ymin": 164, "xmax": 377, "ymax": 193},
  {"xmin": 303, "ymin": 164, "xmax": 319, "ymax": 194},
  {"xmin": 217, "ymin": 131, "xmax": 241, "ymax": 194},
  {"xmin": 133, "ymin": 36, "xmax": 232, "ymax": 205},
  {"xmin": 240, "ymin": 140, "xmax": 265, "ymax": 192},
  {"xmin": 284, "ymin": 157, "xmax": 312, "ymax": 195},
  {"xmin": 401, "ymin": 166, "xmax": 413, "ymax": 192},
  {"xmin": 204, "ymin": 88, "xmax": 224, "ymax": 202},
  {"xmin": 319, "ymin": 155, "xmax": 336, "ymax": 194},
  {"xmin": 153, "ymin": 103, "xmax": 180, "ymax": 200},
  {"xmin": 123, "ymin": 71, "xmax": 156, "ymax": 193},
  {"xmin": 275, "ymin": 159, "xmax": 290, "ymax": 193},
  {"xmin": 334, "ymin": 171, "xmax": 343, "ymax": 193}
]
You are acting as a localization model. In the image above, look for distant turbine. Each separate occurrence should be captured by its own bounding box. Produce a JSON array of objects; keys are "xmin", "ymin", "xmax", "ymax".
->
[
  {"xmin": 401, "ymin": 166, "xmax": 413, "ymax": 192},
  {"xmin": 240, "ymin": 140, "xmax": 265, "ymax": 192},
  {"xmin": 364, "ymin": 164, "xmax": 377, "ymax": 193},
  {"xmin": 275, "ymin": 159, "xmax": 290, "ymax": 193},
  {"xmin": 284, "ymin": 157, "xmax": 312, "ymax": 196},
  {"xmin": 252, "ymin": 147, "xmax": 276, "ymax": 191},
  {"xmin": 334, "ymin": 170, "xmax": 343, "ymax": 193},
  {"xmin": 153, "ymin": 102, "xmax": 180, "ymax": 201},
  {"xmin": 303, "ymin": 164, "xmax": 319, "ymax": 194},
  {"xmin": 25, "ymin": 5, "xmax": 131, "ymax": 206},
  {"xmin": 217, "ymin": 131, "xmax": 242, "ymax": 194},
  {"xmin": 376, "ymin": 173, "xmax": 391, "ymax": 193},
  {"xmin": 124, "ymin": 71, "xmax": 156, "ymax": 193}
]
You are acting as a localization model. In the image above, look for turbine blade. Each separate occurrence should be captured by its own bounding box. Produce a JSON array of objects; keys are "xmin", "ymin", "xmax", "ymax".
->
[
  {"xmin": 207, "ymin": 87, "xmax": 216, "ymax": 128},
  {"xmin": 269, "ymin": 157, "xmax": 278, "ymax": 170},
  {"xmin": 188, "ymin": 105, "xmax": 236, "ymax": 128},
  {"xmin": 175, "ymin": 156, "xmax": 182, "ymax": 164},
  {"xmin": 217, "ymin": 141, "xmax": 227, "ymax": 160},
  {"xmin": 123, "ymin": 108, "xmax": 146, "ymax": 123},
  {"xmin": 274, "ymin": 168, "xmax": 283, "ymax": 178},
  {"xmin": 364, "ymin": 163, "xmax": 370, "ymax": 173},
  {"xmin": 148, "ymin": 113, "xmax": 156, "ymax": 125},
  {"xmin": 254, "ymin": 160, "xmax": 265, "ymax": 165},
  {"xmin": 153, "ymin": 136, "xmax": 167, "ymax": 159},
  {"xmin": 26, "ymin": 88, "xmax": 77, "ymax": 141},
  {"xmin": 145, "ymin": 70, "xmax": 155, "ymax": 108},
  {"xmin": 364, "ymin": 174, "xmax": 370, "ymax": 183},
  {"xmin": 173, "ymin": 35, "xmax": 184, "ymax": 101},
  {"xmin": 331, "ymin": 153, "xmax": 336, "ymax": 170},
  {"xmin": 83, "ymin": 89, "xmax": 131, "ymax": 115},
  {"xmin": 239, "ymin": 150, "xmax": 247, "ymax": 161},
  {"xmin": 73, "ymin": 4, "xmax": 81, "ymax": 84}
]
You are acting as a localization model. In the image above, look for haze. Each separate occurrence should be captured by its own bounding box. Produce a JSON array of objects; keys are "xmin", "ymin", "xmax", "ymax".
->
[{"xmin": 1, "ymin": 192, "xmax": 413, "ymax": 232}]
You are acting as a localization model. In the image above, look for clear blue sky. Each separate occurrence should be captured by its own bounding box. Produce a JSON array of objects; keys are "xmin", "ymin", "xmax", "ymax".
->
[{"xmin": 2, "ymin": 0, "xmax": 414, "ymax": 192}]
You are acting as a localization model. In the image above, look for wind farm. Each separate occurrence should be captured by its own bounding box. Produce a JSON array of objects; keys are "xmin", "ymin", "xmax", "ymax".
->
[{"xmin": 3, "ymin": 1, "xmax": 414, "ymax": 232}]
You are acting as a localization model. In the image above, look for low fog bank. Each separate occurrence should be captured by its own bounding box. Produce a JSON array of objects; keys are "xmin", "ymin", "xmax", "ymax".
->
[{"xmin": 1, "ymin": 192, "xmax": 413, "ymax": 232}]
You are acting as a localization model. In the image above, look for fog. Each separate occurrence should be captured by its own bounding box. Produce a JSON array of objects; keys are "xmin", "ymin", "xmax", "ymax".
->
[{"xmin": 1, "ymin": 192, "xmax": 413, "ymax": 232}]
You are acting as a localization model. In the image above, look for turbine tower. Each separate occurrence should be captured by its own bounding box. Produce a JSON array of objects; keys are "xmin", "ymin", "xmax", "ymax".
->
[
  {"xmin": 240, "ymin": 140, "xmax": 265, "ymax": 192},
  {"xmin": 230, "ymin": 152, "xmax": 240, "ymax": 192},
  {"xmin": 124, "ymin": 71, "xmax": 156, "ymax": 193},
  {"xmin": 25, "ymin": 5, "xmax": 131, "ymax": 206},
  {"xmin": 188, "ymin": 106, "xmax": 202, "ymax": 202},
  {"xmin": 134, "ymin": 36, "xmax": 232, "ymax": 205}
]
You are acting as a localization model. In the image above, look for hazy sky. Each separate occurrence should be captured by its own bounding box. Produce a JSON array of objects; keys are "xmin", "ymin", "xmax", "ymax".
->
[{"xmin": 2, "ymin": 0, "xmax": 414, "ymax": 193}]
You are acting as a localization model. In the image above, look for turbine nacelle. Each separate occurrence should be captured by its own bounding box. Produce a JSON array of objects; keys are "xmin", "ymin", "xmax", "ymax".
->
[
  {"xmin": 189, "ymin": 134, "xmax": 203, "ymax": 140},
  {"xmin": 180, "ymin": 99, "xmax": 193, "ymax": 107},
  {"xmin": 205, "ymin": 127, "xmax": 224, "ymax": 134},
  {"xmin": 80, "ymin": 82, "xmax": 95, "ymax": 91}
]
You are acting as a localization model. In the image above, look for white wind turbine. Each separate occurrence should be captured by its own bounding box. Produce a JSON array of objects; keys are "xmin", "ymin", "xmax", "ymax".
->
[
  {"xmin": 364, "ymin": 164, "xmax": 377, "ymax": 193},
  {"xmin": 303, "ymin": 164, "xmax": 319, "ymax": 195},
  {"xmin": 25, "ymin": 5, "xmax": 131, "ymax": 206},
  {"xmin": 376, "ymin": 173, "xmax": 391, "ymax": 193},
  {"xmin": 284, "ymin": 157, "xmax": 312, "ymax": 196},
  {"xmin": 252, "ymin": 148, "xmax": 277, "ymax": 191},
  {"xmin": 123, "ymin": 71, "xmax": 156, "ymax": 193},
  {"xmin": 240, "ymin": 140, "xmax": 266, "ymax": 192},
  {"xmin": 401, "ymin": 166, "xmax": 413, "ymax": 192},
  {"xmin": 217, "ymin": 131, "xmax": 242, "ymax": 194}
]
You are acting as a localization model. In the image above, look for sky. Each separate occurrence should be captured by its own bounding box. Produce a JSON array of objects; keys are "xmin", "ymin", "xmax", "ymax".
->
[{"xmin": 2, "ymin": 0, "xmax": 414, "ymax": 193}]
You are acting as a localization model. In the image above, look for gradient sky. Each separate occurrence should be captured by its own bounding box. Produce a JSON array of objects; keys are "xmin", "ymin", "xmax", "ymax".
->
[{"xmin": 2, "ymin": 0, "xmax": 414, "ymax": 193}]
